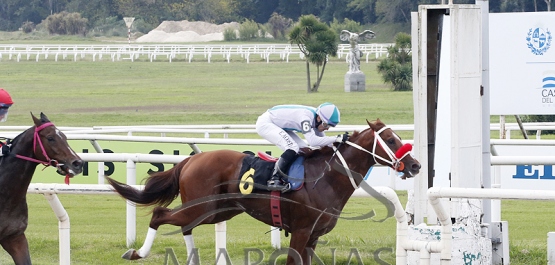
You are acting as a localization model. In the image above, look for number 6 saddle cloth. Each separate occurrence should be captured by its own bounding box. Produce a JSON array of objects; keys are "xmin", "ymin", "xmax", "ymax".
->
[{"xmin": 237, "ymin": 152, "xmax": 305, "ymax": 194}]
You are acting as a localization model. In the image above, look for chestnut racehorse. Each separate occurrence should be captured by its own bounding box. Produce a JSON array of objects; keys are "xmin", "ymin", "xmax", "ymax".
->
[{"xmin": 107, "ymin": 119, "xmax": 420, "ymax": 264}]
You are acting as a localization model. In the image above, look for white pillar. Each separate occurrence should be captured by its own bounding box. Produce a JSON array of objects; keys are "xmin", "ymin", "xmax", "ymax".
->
[
  {"xmin": 548, "ymin": 232, "xmax": 555, "ymax": 265},
  {"xmin": 44, "ymin": 193, "xmax": 71, "ymax": 265},
  {"xmin": 215, "ymin": 222, "xmax": 226, "ymax": 265},
  {"xmin": 126, "ymin": 159, "xmax": 136, "ymax": 247}
]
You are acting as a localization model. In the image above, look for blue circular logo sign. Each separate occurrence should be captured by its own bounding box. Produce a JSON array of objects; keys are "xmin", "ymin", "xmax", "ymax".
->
[{"xmin": 527, "ymin": 27, "xmax": 552, "ymax": 55}]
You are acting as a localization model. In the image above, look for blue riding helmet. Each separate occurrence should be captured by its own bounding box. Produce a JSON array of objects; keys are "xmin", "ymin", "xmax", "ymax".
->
[{"xmin": 317, "ymin": 103, "xmax": 340, "ymax": 127}]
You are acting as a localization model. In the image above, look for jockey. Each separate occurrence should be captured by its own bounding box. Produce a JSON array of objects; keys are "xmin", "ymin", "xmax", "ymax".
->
[
  {"xmin": 256, "ymin": 102, "xmax": 349, "ymax": 191},
  {"xmin": 0, "ymin": 89, "xmax": 13, "ymax": 157}
]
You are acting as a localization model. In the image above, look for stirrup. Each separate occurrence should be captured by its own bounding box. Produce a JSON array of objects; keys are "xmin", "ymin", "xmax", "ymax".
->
[
  {"xmin": 267, "ymin": 178, "xmax": 286, "ymax": 191},
  {"xmin": 267, "ymin": 180, "xmax": 291, "ymax": 192},
  {"xmin": 281, "ymin": 183, "xmax": 291, "ymax": 192}
]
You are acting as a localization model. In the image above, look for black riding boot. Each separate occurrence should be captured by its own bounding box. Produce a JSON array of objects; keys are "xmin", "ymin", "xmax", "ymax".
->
[{"xmin": 267, "ymin": 149, "xmax": 298, "ymax": 191}]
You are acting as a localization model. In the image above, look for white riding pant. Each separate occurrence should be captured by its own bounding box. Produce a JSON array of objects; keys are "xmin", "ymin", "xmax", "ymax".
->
[{"xmin": 256, "ymin": 112, "xmax": 307, "ymax": 153}]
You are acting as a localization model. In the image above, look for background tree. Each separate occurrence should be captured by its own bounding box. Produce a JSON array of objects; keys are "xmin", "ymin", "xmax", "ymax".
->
[
  {"xmin": 267, "ymin": 12, "xmax": 292, "ymax": 40},
  {"xmin": 289, "ymin": 15, "xmax": 338, "ymax": 93},
  {"xmin": 346, "ymin": 0, "xmax": 376, "ymax": 24},
  {"xmin": 2, "ymin": 0, "xmax": 553, "ymax": 33},
  {"xmin": 377, "ymin": 32, "xmax": 412, "ymax": 91},
  {"xmin": 523, "ymin": 115, "xmax": 555, "ymax": 135},
  {"xmin": 65, "ymin": 0, "xmax": 117, "ymax": 28}
]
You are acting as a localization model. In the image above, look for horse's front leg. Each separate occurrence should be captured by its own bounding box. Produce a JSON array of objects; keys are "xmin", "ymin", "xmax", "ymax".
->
[
  {"xmin": 122, "ymin": 206, "xmax": 173, "ymax": 260},
  {"xmin": 305, "ymin": 237, "xmax": 319, "ymax": 264},
  {"xmin": 0, "ymin": 233, "xmax": 32, "ymax": 265},
  {"xmin": 287, "ymin": 230, "xmax": 312, "ymax": 265}
]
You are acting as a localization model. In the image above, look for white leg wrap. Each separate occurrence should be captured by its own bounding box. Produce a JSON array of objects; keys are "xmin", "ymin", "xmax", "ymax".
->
[
  {"xmin": 184, "ymin": 234, "xmax": 195, "ymax": 256},
  {"xmin": 137, "ymin": 227, "xmax": 157, "ymax": 258}
]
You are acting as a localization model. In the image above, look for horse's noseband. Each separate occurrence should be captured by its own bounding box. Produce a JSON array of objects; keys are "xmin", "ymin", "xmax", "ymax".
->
[{"xmin": 371, "ymin": 126, "xmax": 411, "ymax": 172}]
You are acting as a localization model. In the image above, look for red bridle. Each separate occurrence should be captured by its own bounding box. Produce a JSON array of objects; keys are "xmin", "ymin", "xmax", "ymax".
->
[{"xmin": 16, "ymin": 122, "xmax": 62, "ymax": 169}]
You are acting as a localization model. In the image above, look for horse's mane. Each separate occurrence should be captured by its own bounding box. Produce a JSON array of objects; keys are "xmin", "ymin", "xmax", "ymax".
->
[
  {"xmin": 299, "ymin": 130, "xmax": 365, "ymax": 159},
  {"xmin": 7, "ymin": 127, "xmax": 30, "ymax": 146},
  {"xmin": 7, "ymin": 115, "xmax": 50, "ymax": 146},
  {"xmin": 299, "ymin": 119, "xmax": 385, "ymax": 159}
]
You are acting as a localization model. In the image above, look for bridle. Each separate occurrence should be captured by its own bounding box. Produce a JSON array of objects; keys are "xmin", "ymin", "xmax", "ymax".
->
[
  {"xmin": 332, "ymin": 126, "xmax": 413, "ymax": 189},
  {"xmin": 15, "ymin": 122, "xmax": 65, "ymax": 171}
]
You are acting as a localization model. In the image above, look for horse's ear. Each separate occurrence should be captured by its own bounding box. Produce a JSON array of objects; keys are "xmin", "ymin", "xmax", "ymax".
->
[
  {"xmin": 40, "ymin": 112, "xmax": 50, "ymax": 123},
  {"xmin": 31, "ymin": 112, "xmax": 40, "ymax": 126},
  {"xmin": 367, "ymin": 118, "xmax": 380, "ymax": 131},
  {"xmin": 31, "ymin": 112, "xmax": 50, "ymax": 126}
]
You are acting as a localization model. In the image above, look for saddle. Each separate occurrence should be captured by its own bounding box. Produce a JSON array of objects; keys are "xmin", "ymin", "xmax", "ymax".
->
[{"xmin": 237, "ymin": 152, "xmax": 304, "ymax": 195}]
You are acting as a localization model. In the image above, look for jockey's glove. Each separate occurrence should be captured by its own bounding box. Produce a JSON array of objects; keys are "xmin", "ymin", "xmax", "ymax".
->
[
  {"xmin": 0, "ymin": 144, "xmax": 9, "ymax": 156},
  {"xmin": 336, "ymin": 132, "xmax": 349, "ymax": 143}
]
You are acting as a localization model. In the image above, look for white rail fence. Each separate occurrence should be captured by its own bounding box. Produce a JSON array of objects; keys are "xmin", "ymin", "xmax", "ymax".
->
[
  {"xmin": 0, "ymin": 122, "xmax": 552, "ymax": 140},
  {"xmin": 0, "ymin": 43, "xmax": 393, "ymax": 63}
]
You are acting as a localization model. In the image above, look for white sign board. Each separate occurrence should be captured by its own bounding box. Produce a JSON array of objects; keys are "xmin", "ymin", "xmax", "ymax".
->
[
  {"xmin": 490, "ymin": 12, "xmax": 555, "ymax": 115},
  {"xmin": 494, "ymin": 145, "xmax": 555, "ymax": 190},
  {"xmin": 123, "ymin": 17, "xmax": 135, "ymax": 28}
]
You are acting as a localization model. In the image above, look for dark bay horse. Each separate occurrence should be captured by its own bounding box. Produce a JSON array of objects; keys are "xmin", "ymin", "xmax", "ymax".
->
[
  {"xmin": 107, "ymin": 119, "xmax": 421, "ymax": 264},
  {"xmin": 0, "ymin": 113, "xmax": 83, "ymax": 265}
]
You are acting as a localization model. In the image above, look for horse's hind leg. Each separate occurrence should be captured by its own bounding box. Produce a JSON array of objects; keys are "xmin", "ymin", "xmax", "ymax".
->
[
  {"xmin": 182, "ymin": 228, "xmax": 200, "ymax": 264},
  {"xmin": 122, "ymin": 206, "xmax": 172, "ymax": 260},
  {"xmin": 123, "ymin": 206, "xmax": 203, "ymax": 261},
  {"xmin": 0, "ymin": 233, "xmax": 32, "ymax": 265},
  {"xmin": 182, "ymin": 228, "xmax": 195, "ymax": 256}
]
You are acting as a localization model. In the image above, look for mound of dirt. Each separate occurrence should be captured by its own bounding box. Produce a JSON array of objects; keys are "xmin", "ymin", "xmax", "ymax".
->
[{"xmin": 136, "ymin": 20, "xmax": 239, "ymax": 43}]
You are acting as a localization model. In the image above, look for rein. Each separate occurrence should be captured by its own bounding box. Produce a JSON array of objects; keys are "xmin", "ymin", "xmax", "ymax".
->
[
  {"xmin": 15, "ymin": 122, "xmax": 63, "ymax": 170},
  {"xmin": 331, "ymin": 126, "xmax": 413, "ymax": 189}
]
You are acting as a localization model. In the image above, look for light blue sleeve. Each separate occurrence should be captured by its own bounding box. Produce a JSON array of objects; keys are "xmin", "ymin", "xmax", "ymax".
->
[{"xmin": 303, "ymin": 129, "xmax": 337, "ymax": 148}]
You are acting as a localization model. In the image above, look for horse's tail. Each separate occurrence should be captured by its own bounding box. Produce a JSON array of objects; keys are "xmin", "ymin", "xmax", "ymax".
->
[{"xmin": 106, "ymin": 157, "xmax": 191, "ymax": 207}]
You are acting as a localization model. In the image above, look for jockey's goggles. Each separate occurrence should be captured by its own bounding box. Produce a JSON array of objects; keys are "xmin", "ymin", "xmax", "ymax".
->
[{"xmin": 322, "ymin": 122, "xmax": 336, "ymax": 129}]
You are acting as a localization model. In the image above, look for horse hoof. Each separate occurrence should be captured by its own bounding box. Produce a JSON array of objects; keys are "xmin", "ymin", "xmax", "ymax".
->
[{"xmin": 121, "ymin": 249, "xmax": 142, "ymax": 260}]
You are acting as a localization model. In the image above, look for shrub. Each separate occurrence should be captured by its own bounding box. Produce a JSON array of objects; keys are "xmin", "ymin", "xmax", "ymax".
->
[
  {"xmin": 258, "ymin": 24, "xmax": 268, "ymax": 39},
  {"xmin": 377, "ymin": 32, "xmax": 412, "ymax": 91},
  {"xmin": 44, "ymin": 12, "xmax": 87, "ymax": 35},
  {"xmin": 21, "ymin": 21, "xmax": 35, "ymax": 33},
  {"xmin": 223, "ymin": 27, "xmax": 237, "ymax": 41},
  {"xmin": 132, "ymin": 19, "xmax": 156, "ymax": 34},
  {"xmin": 238, "ymin": 19, "xmax": 259, "ymax": 40},
  {"xmin": 329, "ymin": 18, "xmax": 363, "ymax": 36}
]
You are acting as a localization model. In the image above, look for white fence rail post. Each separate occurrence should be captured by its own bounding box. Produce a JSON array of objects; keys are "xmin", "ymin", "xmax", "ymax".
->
[
  {"xmin": 44, "ymin": 193, "xmax": 71, "ymax": 265},
  {"xmin": 549, "ymin": 232, "xmax": 555, "ymax": 265},
  {"xmin": 126, "ymin": 158, "xmax": 137, "ymax": 247}
]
